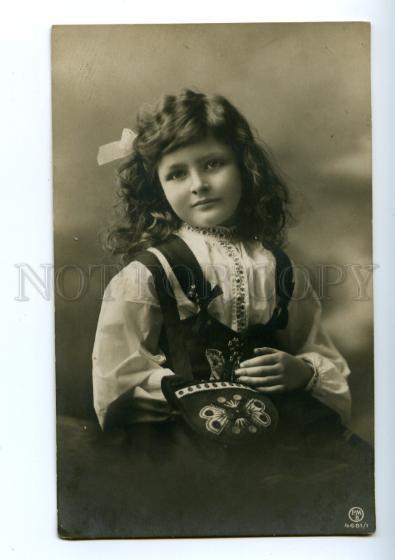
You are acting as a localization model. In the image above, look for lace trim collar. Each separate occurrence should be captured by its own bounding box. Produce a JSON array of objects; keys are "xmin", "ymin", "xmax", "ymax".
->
[{"xmin": 179, "ymin": 222, "xmax": 238, "ymax": 240}]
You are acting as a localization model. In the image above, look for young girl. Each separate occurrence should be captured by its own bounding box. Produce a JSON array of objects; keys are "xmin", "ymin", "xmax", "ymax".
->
[
  {"xmin": 91, "ymin": 90, "xmax": 371, "ymax": 535},
  {"xmin": 93, "ymin": 89, "xmax": 351, "ymax": 432}
]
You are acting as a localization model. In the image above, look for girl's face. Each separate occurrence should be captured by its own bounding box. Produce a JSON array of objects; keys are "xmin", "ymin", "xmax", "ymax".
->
[{"xmin": 157, "ymin": 136, "xmax": 243, "ymax": 229}]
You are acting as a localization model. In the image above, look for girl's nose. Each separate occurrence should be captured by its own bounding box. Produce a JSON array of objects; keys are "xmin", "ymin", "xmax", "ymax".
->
[{"xmin": 190, "ymin": 170, "xmax": 209, "ymax": 194}]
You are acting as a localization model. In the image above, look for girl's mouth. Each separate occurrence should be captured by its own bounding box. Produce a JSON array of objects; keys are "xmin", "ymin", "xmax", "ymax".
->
[{"xmin": 192, "ymin": 198, "xmax": 220, "ymax": 207}]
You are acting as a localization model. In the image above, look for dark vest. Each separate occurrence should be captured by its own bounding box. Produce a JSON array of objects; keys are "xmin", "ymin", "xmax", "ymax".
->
[{"xmin": 135, "ymin": 234, "xmax": 294, "ymax": 383}]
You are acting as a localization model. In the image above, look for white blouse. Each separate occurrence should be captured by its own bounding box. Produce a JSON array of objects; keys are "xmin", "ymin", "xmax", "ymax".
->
[{"xmin": 92, "ymin": 224, "xmax": 351, "ymax": 428}]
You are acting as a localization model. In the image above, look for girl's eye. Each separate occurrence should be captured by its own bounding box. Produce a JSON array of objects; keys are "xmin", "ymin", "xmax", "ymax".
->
[
  {"xmin": 166, "ymin": 170, "xmax": 187, "ymax": 181},
  {"xmin": 206, "ymin": 159, "xmax": 224, "ymax": 171}
]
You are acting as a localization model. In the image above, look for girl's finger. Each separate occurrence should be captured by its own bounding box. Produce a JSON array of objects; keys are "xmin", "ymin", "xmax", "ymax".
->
[
  {"xmin": 237, "ymin": 375, "xmax": 283, "ymax": 387},
  {"xmin": 235, "ymin": 364, "xmax": 280, "ymax": 377},
  {"xmin": 256, "ymin": 385, "xmax": 285, "ymax": 394},
  {"xmin": 253, "ymin": 346, "xmax": 278, "ymax": 355},
  {"xmin": 239, "ymin": 353, "xmax": 279, "ymax": 368}
]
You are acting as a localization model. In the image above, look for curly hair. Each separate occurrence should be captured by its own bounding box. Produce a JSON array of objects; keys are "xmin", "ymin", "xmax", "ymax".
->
[{"xmin": 105, "ymin": 89, "xmax": 293, "ymax": 264}]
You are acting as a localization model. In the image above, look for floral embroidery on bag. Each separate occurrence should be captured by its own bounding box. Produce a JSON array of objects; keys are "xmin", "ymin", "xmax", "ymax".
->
[
  {"xmin": 205, "ymin": 348, "xmax": 226, "ymax": 380},
  {"xmin": 199, "ymin": 394, "xmax": 272, "ymax": 436}
]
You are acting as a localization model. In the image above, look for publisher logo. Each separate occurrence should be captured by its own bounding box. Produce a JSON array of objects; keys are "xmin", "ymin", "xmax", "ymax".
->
[{"xmin": 348, "ymin": 507, "xmax": 364, "ymax": 523}]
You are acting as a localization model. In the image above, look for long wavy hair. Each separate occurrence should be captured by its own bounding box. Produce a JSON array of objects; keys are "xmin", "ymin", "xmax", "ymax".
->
[{"xmin": 106, "ymin": 89, "xmax": 293, "ymax": 264}]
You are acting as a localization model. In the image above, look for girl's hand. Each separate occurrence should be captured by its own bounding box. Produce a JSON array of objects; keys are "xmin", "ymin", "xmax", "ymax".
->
[{"xmin": 234, "ymin": 347, "xmax": 314, "ymax": 393}]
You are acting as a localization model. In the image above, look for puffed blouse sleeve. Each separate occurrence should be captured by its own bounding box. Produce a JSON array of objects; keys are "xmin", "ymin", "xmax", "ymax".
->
[
  {"xmin": 275, "ymin": 262, "xmax": 352, "ymax": 425},
  {"xmin": 92, "ymin": 261, "xmax": 174, "ymax": 429}
]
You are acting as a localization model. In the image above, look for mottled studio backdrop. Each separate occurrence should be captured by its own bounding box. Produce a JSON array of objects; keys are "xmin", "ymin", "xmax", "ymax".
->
[{"xmin": 52, "ymin": 23, "xmax": 373, "ymax": 442}]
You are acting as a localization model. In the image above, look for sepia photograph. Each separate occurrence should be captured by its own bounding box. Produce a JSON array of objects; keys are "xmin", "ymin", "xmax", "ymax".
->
[{"xmin": 52, "ymin": 22, "xmax": 375, "ymax": 538}]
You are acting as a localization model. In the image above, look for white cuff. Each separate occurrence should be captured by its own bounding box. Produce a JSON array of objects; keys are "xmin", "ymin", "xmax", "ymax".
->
[{"xmin": 300, "ymin": 356, "xmax": 320, "ymax": 392}]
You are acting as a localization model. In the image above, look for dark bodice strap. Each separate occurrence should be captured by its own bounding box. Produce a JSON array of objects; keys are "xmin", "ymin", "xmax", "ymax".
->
[
  {"xmin": 267, "ymin": 245, "xmax": 295, "ymax": 329},
  {"xmin": 133, "ymin": 249, "xmax": 194, "ymax": 380},
  {"xmin": 153, "ymin": 234, "xmax": 223, "ymax": 308}
]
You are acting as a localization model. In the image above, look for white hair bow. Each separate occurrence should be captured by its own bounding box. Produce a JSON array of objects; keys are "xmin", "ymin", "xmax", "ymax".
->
[{"xmin": 97, "ymin": 128, "xmax": 137, "ymax": 165}]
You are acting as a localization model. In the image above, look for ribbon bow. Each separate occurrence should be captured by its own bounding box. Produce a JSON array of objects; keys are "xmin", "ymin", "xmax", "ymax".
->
[{"xmin": 97, "ymin": 128, "xmax": 137, "ymax": 166}]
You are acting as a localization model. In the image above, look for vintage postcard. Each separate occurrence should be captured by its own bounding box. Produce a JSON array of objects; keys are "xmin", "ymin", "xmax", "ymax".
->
[{"xmin": 52, "ymin": 22, "xmax": 375, "ymax": 538}]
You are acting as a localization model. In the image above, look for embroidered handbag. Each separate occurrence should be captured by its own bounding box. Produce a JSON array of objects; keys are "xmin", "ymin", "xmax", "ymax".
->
[{"xmin": 161, "ymin": 374, "xmax": 279, "ymax": 445}]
